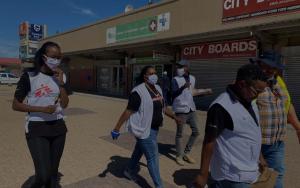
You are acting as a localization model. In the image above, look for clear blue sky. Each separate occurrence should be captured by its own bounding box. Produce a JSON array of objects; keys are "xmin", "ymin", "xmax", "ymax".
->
[{"xmin": 0, "ymin": 0, "xmax": 160, "ymax": 58}]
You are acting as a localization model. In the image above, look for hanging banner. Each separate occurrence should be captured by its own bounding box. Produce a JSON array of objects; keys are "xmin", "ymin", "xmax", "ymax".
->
[
  {"xmin": 181, "ymin": 38, "xmax": 257, "ymax": 59},
  {"xmin": 222, "ymin": 0, "xmax": 300, "ymax": 22}
]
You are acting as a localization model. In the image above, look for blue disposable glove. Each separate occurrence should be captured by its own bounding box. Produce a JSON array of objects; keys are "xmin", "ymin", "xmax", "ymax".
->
[{"xmin": 111, "ymin": 130, "xmax": 120, "ymax": 140}]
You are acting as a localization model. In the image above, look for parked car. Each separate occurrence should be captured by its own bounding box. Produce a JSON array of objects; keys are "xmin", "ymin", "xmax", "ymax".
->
[{"xmin": 0, "ymin": 73, "xmax": 20, "ymax": 85}]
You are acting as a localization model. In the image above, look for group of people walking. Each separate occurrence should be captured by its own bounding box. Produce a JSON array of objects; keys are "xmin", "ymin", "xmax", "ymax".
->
[
  {"xmin": 12, "ymin": 41, "xmax": 300, "ymax": 188},
  {"xmin": 110, "ymin": 59, "xmax": 213, "ymax": 187},
  {"xmin": 193, "ymin": 51, "xmax": 300, "ymax": 188}
]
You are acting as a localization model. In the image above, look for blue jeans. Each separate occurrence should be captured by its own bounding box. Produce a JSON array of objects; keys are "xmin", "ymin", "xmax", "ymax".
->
[
  {"xmin": 209, "ymin": 179, "xmax": 250, "ymax": 188},
  {"xmin": 128, "ymin": 129, "xmax": 163, "ymax": 188},
  {"xmin": 175, "ymin": 111, "xmax": 200, "ymax": 157},
  {"xmin": 261, "ymin": 141, "xmax": 285, "ymax": 188}
]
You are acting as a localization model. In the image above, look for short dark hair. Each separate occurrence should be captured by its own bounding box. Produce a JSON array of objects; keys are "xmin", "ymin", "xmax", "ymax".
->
[{"xmin": 236, "ymin": 64, "xmax": 267, "ymax": 84}]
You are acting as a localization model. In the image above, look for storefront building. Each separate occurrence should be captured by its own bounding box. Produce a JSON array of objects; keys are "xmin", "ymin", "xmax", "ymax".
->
[{"xmin": 41, "ymin": 0, "xmax": 300, "ymax": 112}]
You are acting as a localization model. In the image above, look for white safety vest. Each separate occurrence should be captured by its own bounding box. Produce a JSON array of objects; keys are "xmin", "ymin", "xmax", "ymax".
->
[
  {"xmin": 210, "ymin": 92, "xmax": 261, "ymax": 183},
  {"xmin": 172, "ymin": 75, "xmax": 196, "ymax": 113},
  {"xmin": 125, "ymin": 83, "xmax": 163, "ymax": 139}
]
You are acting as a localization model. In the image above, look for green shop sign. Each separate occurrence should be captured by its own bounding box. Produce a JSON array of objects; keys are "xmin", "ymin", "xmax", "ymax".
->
[{"xmin": 106, "ymin": 12, "xmax": 170, "ymax": 44}]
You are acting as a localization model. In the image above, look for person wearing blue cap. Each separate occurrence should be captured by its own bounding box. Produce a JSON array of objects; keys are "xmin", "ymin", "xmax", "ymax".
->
[
  {"xmin": 172, "ymin": 59, "xmax": 213, "ymax": 166},
  {"xmin": 251, "ymin": 50, "xmax": 300, "ymax": 188}
]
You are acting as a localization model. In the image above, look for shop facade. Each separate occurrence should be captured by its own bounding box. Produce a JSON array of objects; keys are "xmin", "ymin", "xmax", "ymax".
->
[
  {"xmin": 41, "ymin": 0, "xmax": 300, "ymax": 113},
  {"xmin": 180, "ymin": 38, "xmax": 258, "ymax": 109}
]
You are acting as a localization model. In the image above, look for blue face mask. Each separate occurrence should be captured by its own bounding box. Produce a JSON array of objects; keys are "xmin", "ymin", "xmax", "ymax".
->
[{"xmin": 147, "ymin": 74, "xmax": 158, "ymax": 85}]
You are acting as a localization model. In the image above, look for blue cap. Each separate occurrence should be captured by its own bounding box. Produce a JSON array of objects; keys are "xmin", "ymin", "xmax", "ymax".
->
[
  {"xmin": 176, "ymin": 59, "xmax": 189, "ymax": 67},
  {"xmin": 250, "ymin": 50, "xmax": 285, "ymax": 70}
]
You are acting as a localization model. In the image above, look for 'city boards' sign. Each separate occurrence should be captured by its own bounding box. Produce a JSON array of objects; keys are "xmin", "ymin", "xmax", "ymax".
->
[
  {"xmin": 182, "ymin": 38, "xmax": 257, "ymax": 59},
  {"xmin": 223, "ymin": 0, "xmax": 300, "ymax": 22}
]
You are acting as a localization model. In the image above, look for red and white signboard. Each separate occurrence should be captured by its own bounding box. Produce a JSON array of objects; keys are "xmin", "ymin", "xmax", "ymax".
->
[
  {"xmin": 223, "ymin": 0, "xmax": 300, "ymax": 22},
  {"xmin": 181, "ymin": 39, "xmax": 257, "ymax": 60}
]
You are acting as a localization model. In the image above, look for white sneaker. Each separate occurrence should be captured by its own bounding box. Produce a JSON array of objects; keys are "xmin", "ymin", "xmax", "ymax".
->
[
  {"xmin": 183, "ymin": 154, "xmax": 196, "ymax": 164},
  {"xmin": 176, "ymin": 156, "xmax": 185, "ymax": 166}
]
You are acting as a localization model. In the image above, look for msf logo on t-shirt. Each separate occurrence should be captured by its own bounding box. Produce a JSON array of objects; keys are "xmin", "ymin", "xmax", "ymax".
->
[{"xmin": 35, "ymin": 84, "xmax": 53, "ymax": 97}]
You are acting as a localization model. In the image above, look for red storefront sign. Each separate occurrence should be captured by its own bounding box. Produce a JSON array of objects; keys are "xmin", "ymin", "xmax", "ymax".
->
[
  {"xmin": 181, "ymin": 39, "xmax": 257, "ymax": 60},
  {"xmin": 222, "ymin": 0, "xmax": 300, "ymax": 22}
]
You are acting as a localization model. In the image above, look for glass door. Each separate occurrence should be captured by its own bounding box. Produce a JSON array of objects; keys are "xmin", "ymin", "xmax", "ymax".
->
[{"xmin": 112, "ymin": 66, "xmax": 124, "ymax": 95}]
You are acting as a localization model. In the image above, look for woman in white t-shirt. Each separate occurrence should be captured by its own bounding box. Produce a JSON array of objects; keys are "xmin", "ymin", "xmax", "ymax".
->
[{"xmin": 12, "ymin": 41, "xmax": 70, "ymax": 188}]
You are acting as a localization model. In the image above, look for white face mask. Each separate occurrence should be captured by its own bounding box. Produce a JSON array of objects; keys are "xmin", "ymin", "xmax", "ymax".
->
[
  {"xmin": 177, "ymin": 68, "xmax": 185, "ymax": 76},
  {"xmin": 44, "ymin": 56, "xmax": 61, "ymax": 70},
  {"xmin": 147, "ymin": 74, "xmax": 158, "ymax": 85}
]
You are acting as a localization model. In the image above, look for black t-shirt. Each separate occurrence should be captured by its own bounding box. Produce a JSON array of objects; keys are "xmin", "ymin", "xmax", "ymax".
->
[
  {"xmin": 14, "ymin": 71, "xmax": 70, "ymax": 137},
  {"xmin": 127, "ymin": 86, "xmax": 164, "ymax": 130},
  {"xmin": 14, "ymin": 73, "xmax": 31, "ymax": 103},
  {"xmin": 205, "ymin": 85, "xmax": 258, "ymax": 141}
]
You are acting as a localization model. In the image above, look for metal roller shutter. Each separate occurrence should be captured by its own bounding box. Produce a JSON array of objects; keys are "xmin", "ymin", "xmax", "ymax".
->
[
  {"xmin": 189, "ymin": 58, "xmax": 250, "ymax": 110},
  {"xmin": 283, "ymin": 46, "xmax": 300, "ymax": 116}
]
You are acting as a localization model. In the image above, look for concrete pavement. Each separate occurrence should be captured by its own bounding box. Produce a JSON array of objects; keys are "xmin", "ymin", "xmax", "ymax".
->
[{"xmin": 0, "ymin": 85, "xmax": 300, "ymax": 188}]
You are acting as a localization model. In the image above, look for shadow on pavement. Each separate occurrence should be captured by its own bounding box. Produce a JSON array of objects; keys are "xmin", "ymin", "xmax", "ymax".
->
[
  {"xmin": 98, "ymin": 155, "xmax": 151, "ymax": 188},
  {"xmin": 173, "ymin": 168, "xmax": 200, "ymax": 188},
  {"xmin": 21, "ymin": 172, "xmax": 63, "ymax": 188},
  {"xmin": 157, "ymin": 143, "xmax": 176, "ymax": 161}
]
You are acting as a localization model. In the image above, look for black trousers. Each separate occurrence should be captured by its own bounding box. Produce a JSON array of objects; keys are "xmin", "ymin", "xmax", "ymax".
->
[{"xmin": 26, "ymin": 134, "xmax": 66, "ymax": 188}]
